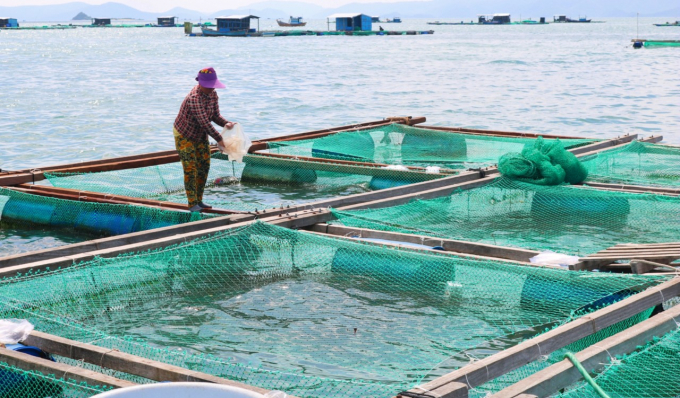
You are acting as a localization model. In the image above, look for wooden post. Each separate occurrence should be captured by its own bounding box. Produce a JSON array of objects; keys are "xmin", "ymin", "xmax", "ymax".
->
[{"xmin": 24, "ymin": 331, "xmax": 273, "ymax": 395}]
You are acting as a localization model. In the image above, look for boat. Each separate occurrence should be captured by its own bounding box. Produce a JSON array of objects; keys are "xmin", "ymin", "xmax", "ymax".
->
[
  {"xmin": 383, "ymin": 17, "xmax": 402, "ymax": 23},
  {"xmin": 553, "ymin": 15, "xmax": 591, "ymax": 23},
  {"xmin": 632, "ymin": 38, "xmax": 680, "ymax": 48},
  {"xmin": 654, "ymin": 21, "xmax": 680, "ymax": 26},
  {"xmin": 478, "ymin": 14, "xmax": 512, "ymax": 24},
  {"xmin": 276, "ymin": 16, "xmax": 306, "ymax": 27}
]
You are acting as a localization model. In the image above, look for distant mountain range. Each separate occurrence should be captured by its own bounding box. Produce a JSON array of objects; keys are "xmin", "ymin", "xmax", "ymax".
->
[{"xmin": 1, "ymin": 0, "xmax": 678, "ymax": 22}]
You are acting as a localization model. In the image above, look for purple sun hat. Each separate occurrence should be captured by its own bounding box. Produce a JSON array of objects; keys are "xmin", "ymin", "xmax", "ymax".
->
[{"xmin": 195, "ymin": 67, "xmax": 226, "ymax": 89}]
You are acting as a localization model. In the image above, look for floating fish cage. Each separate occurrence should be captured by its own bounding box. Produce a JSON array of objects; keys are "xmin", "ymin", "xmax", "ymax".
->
[
  {"xmin": 0, "ymin": 187, "xmax": 209, "ymax": 256},
  {"xmin": 43, "ymin": 154, "xmax": 449, "ymax": 213},
  {"xmin": 330, "ymin": 177, "xmax": 680, "ymax": 257},
  {"xmin": 0, "ymin": 222, "xmax": 666, "ymax": 398},
  {"xmin": 265, "ymin": 123, "xmax": 598, "ymax": 170},
  {"xmin": 581, "ymin": 141, "xmax": 680, "ymax": 188},
  {"xmin": 1, "ymin": 117, "xmax": 677, "ymax": 398}
]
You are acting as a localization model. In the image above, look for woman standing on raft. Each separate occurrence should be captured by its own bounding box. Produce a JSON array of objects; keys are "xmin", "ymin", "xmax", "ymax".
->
[{"xmin": 174, "ymin": 67, "xmax": 235, "ymax": 212}]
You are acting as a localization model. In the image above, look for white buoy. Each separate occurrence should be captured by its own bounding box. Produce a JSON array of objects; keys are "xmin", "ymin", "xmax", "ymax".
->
[{"xmin": 92, "ymin": 383, "xmax": 268, "ymax": 398}]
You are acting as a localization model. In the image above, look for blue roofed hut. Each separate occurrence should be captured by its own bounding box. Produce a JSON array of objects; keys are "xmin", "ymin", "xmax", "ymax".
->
[
  {"xmin": 0, "ymin": 17, "xmax": 19, "ymax": 28},
  {"xmin": 328, "ymin": 13, "xmax": 373, "ymax": 31}
]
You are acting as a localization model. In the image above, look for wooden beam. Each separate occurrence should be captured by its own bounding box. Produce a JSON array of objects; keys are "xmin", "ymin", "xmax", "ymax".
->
[
  {"xmin": 0, "ymin": 209, "xmax": 331, "ymax": 279},
  {"xmin": 583, "ymin": 182, "xmax": 680, "ymax": 196},
  {"xmin": 0, "ymin": 214, "xmax": 254, "ymax": 269},
  {"xmin": 568, "ymin": 134, "xmax": 637, "ymax": 156},
  {"xmin": 492, "ymin": 301, "xmax": 680, "ymax": 398},
  {"xmin": 308, "ymin": 224, "xmax": 543, "ymax": 263},
  {"xmin": 414, "ymin": 125, "xmax": 597, "ymax": 140},
  {"xmin": 1, "ymin": 118, "xmax": 420, "ymax": 186},
  {"xmin": 24, "ymin": 331, "xmax": 273, "ymax": 395},
  {"xmin": 401, "ymin": 277, "xmax": 680, "ymax": 398},
  {"xmin": 0, "ymin": 347, "xmax": 136, "ymax": 389}
]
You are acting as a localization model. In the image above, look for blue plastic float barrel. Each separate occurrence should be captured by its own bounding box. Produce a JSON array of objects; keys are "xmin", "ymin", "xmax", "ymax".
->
[
  {"xmin": 1, "ymin": 196, "xmax": 56, "ymax": 225},
  {"xmin": 520, "ymin": 274, "xmax": 635, "ymax": 313},
  {"xmin": 331, "ymin": 247, "xmax": 454, "ymax": 292},
  {"xmin": 0, "ymin": 344, "xmax": 57, "ymax": 397},
  {"xmin": 530, "ymin": 190, "xmax": 630, "ymax": 226},
  {"xmin": 368, "ymin": 176, "xmax": 412, "ymax": 190}
]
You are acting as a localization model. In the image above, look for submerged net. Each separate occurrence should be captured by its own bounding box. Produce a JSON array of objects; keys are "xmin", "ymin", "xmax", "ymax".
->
[
  {"xmin": 331, "ymin": 177, "xmax": 680, "ymax": 256},
  {"xmin": 267, "ymin": 123, "xmax": 597, "ymax": 170},
  {"xmin": 44, "ymin": 154, "xmax": 448, "ymax": 212},
  {"xmin": 0, "ymin": 222, "xmax": 667, "ymax": 398},
  {"xmin": 581, "ymin": 141, "xmax": 680, "ymax": 188},
  {"xmin": 555, "ymin": 325, "xmax": 680, "ymax": 398},
  {"xmin": 0, "ymin": 187, "xmax": 209, "ymax": 239},
  {"xmin": 0, "ymin": 361, "xmax": 112, "ymax": 398}
]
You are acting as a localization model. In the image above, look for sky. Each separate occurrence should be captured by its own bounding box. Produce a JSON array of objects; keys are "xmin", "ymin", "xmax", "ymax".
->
[{"xmin": 0, "ymin": 0, "xmax": 424, "ymax": 13}]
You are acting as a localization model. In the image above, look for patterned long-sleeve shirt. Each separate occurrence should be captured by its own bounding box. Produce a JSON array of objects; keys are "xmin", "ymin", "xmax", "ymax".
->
[{"xmin": 174, "ymin": 85, "xmax": 228, "ymax": 142}]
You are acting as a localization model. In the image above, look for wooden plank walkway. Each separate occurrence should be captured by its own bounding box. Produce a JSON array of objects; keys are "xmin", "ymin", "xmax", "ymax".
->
[{"xmin": 579, "ymin": 243, "xmax": 680, "ymax": 272}]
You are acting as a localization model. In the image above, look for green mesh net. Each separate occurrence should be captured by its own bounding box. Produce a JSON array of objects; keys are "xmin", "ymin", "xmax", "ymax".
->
[
  {"xmin": 470, "ymin": 307, "xmax": 655, "ymax": 398},
  {"xmin": 0, "ymin": 187, "xmax": 210, "ymax": 256},
  {"xmin": 331, "ymin": 177, "xmax": 680, "ymax": 257},
  {"xmin": 267, "ymin": 124, "xmax": 597, "ymax": 170},
  {"xmin": 555, "ymin": 325, "xmax": 680, "ymax": 398},
  {"xmin": 44, "ymin": 154, "xmax": 448, "ymax": 212},
  {"xmin": 581, "ymin": 141, "xmax": 680, "ymax": 188},
  {"xmin": 643, "ymin": 41, "xmax": 680, "ymax": 47},
  {"xmin": 0, "ymin": 222, "xmax": 667, "ymax": 397},
  {"xmin": 499, "ymin": 137, "xmax": 588, "ymax": 185},
  {"xmin": 0, "ymin": 361, "xmax": 112, "ymax": 397}
]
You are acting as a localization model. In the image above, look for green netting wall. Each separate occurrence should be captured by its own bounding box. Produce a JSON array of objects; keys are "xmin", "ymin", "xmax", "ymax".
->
[
  {"xmin": 0, "ymin": 361, "xmax": 112, "ymax": 397},
  {"xmin": 0, "ymin": 222, "xmax": 667, "ymax": 398},
  {"xmin": 0, "ymin": 187, "xmax": 210, "ymax": 237},
  {"xmin": 470, "ymin": 307, "xmax": 655, "ymax": 398},
  {"xmin": 331, "ymin": 177, "xmax": 680, "ymax": 256},
  {"xmin": 44, "ymin": 154, "xmax": 447, "ymax": 212},
  {"xmin": 582, "ymin": 141, "xmax": 680, "ymax": 188},
  {"xmin": 267, "ymin": 124, "xmax": 597, "ymax": 170},
  {"xmin": 555, "ymin": 325, "xmax": 680, "ymax": 398}
]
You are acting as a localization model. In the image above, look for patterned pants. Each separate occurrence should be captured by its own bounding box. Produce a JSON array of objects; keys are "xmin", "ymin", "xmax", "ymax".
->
[{"xmin": 174, "ymin": 129, "xmax": 211, "ymax": 207}]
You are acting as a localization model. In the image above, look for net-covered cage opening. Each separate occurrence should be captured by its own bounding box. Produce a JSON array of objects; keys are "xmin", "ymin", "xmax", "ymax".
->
[
  {"xmin": 554, "ymin": 323, "xmax": 680, "ymax": 398},
  {"xmin": 0, "ymin": 187, "xmax": 210, "ymax": 238},
  {"xmin": 0, "ymin": 361, "xmax": 113, "ymax": 398},
  {"xmin": 330, "ymin": 177, "xmax": 680, "ymax": 256},
  {"xmin": 266, "ymin": 124, "xmax": 598, "ymax": 170},
  {"xmin": 44, "ymin": 154, "xmax": 449, "ymax": 212},
  {"xmin": 582, "ymin": 141, "xmax": 680, "ymax": 188},
  {"xmin": 0, "ymin": 222, "xmax": 667, "ymax": 398}
]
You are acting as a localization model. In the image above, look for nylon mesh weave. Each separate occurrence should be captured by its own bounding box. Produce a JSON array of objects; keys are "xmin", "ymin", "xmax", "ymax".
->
[
  {"xmin": 0, "ymin": 222, "xmax": 667, "ymax": 397},
  {"xmin": 267, "ymin": 124, "xmax": 597, "ymax": 170},
  {"xmin": 331, "ymin": 177, "xmax": 680, "ymax": 256}
]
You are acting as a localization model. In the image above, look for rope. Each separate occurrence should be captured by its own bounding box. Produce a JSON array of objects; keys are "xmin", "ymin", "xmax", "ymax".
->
[{"xmin": 564, "ymin": 352, "xmax": 610, "ymax": 398}]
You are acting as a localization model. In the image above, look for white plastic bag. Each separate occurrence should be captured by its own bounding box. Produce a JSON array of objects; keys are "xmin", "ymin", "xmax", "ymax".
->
[
  {"xmin": 530, "ymin": 251, "xmax": 580, "ymax": 268},
  {"xmin": 383, "ymin": 165, "xmax": 409, "ymax": 171},
  {"xmin": 0, "ymin": 319, "xmax": 33, "ymax": 344},
  {"xmin": 425, "ymin": 166, "xmax": 441, "ymax": 174},
  {"xmin": 264, "ymin": 391, "xmax": 289, "ymax": 398},
  {"xmin": 220, "ymin": 123, "xmax": 252, "ymax": 163}
]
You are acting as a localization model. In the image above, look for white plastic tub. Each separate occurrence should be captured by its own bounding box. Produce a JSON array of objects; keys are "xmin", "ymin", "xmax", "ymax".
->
[{"xmin": 92, "ymin": 383, "xmax": 267, "ymax": 398}]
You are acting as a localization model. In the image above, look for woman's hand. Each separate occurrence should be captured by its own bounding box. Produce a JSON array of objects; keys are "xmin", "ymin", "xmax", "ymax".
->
[{"xmin": 225, "ymin": 121, "xmax": 236, "ymax": 130}]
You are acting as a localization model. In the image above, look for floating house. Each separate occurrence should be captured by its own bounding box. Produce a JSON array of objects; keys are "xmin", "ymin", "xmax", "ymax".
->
[
  {"xmin": 478, "ymin": 14, "xmax": 511, "ymax": 24},
  {"xmin": 328, "ymin": 13, "xmax": 372, "ymax": 31},
  {"xmin": 0, "ymin": 17, "xmax": 19, "ymax": 28},
  {"xmin": 92, "ymin": 18, "xmax": 111, "ymax": 26},
  {"xmin": 201, "ymin": 15, "xmax": 260, "ymax": 36},
  {"xmin": 371, "ymin": 16, "xmax": 380, "ymax": 22},
  {"xmin": 156, "ymin": 16, "xmax": 178, "ymax": 27}
]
